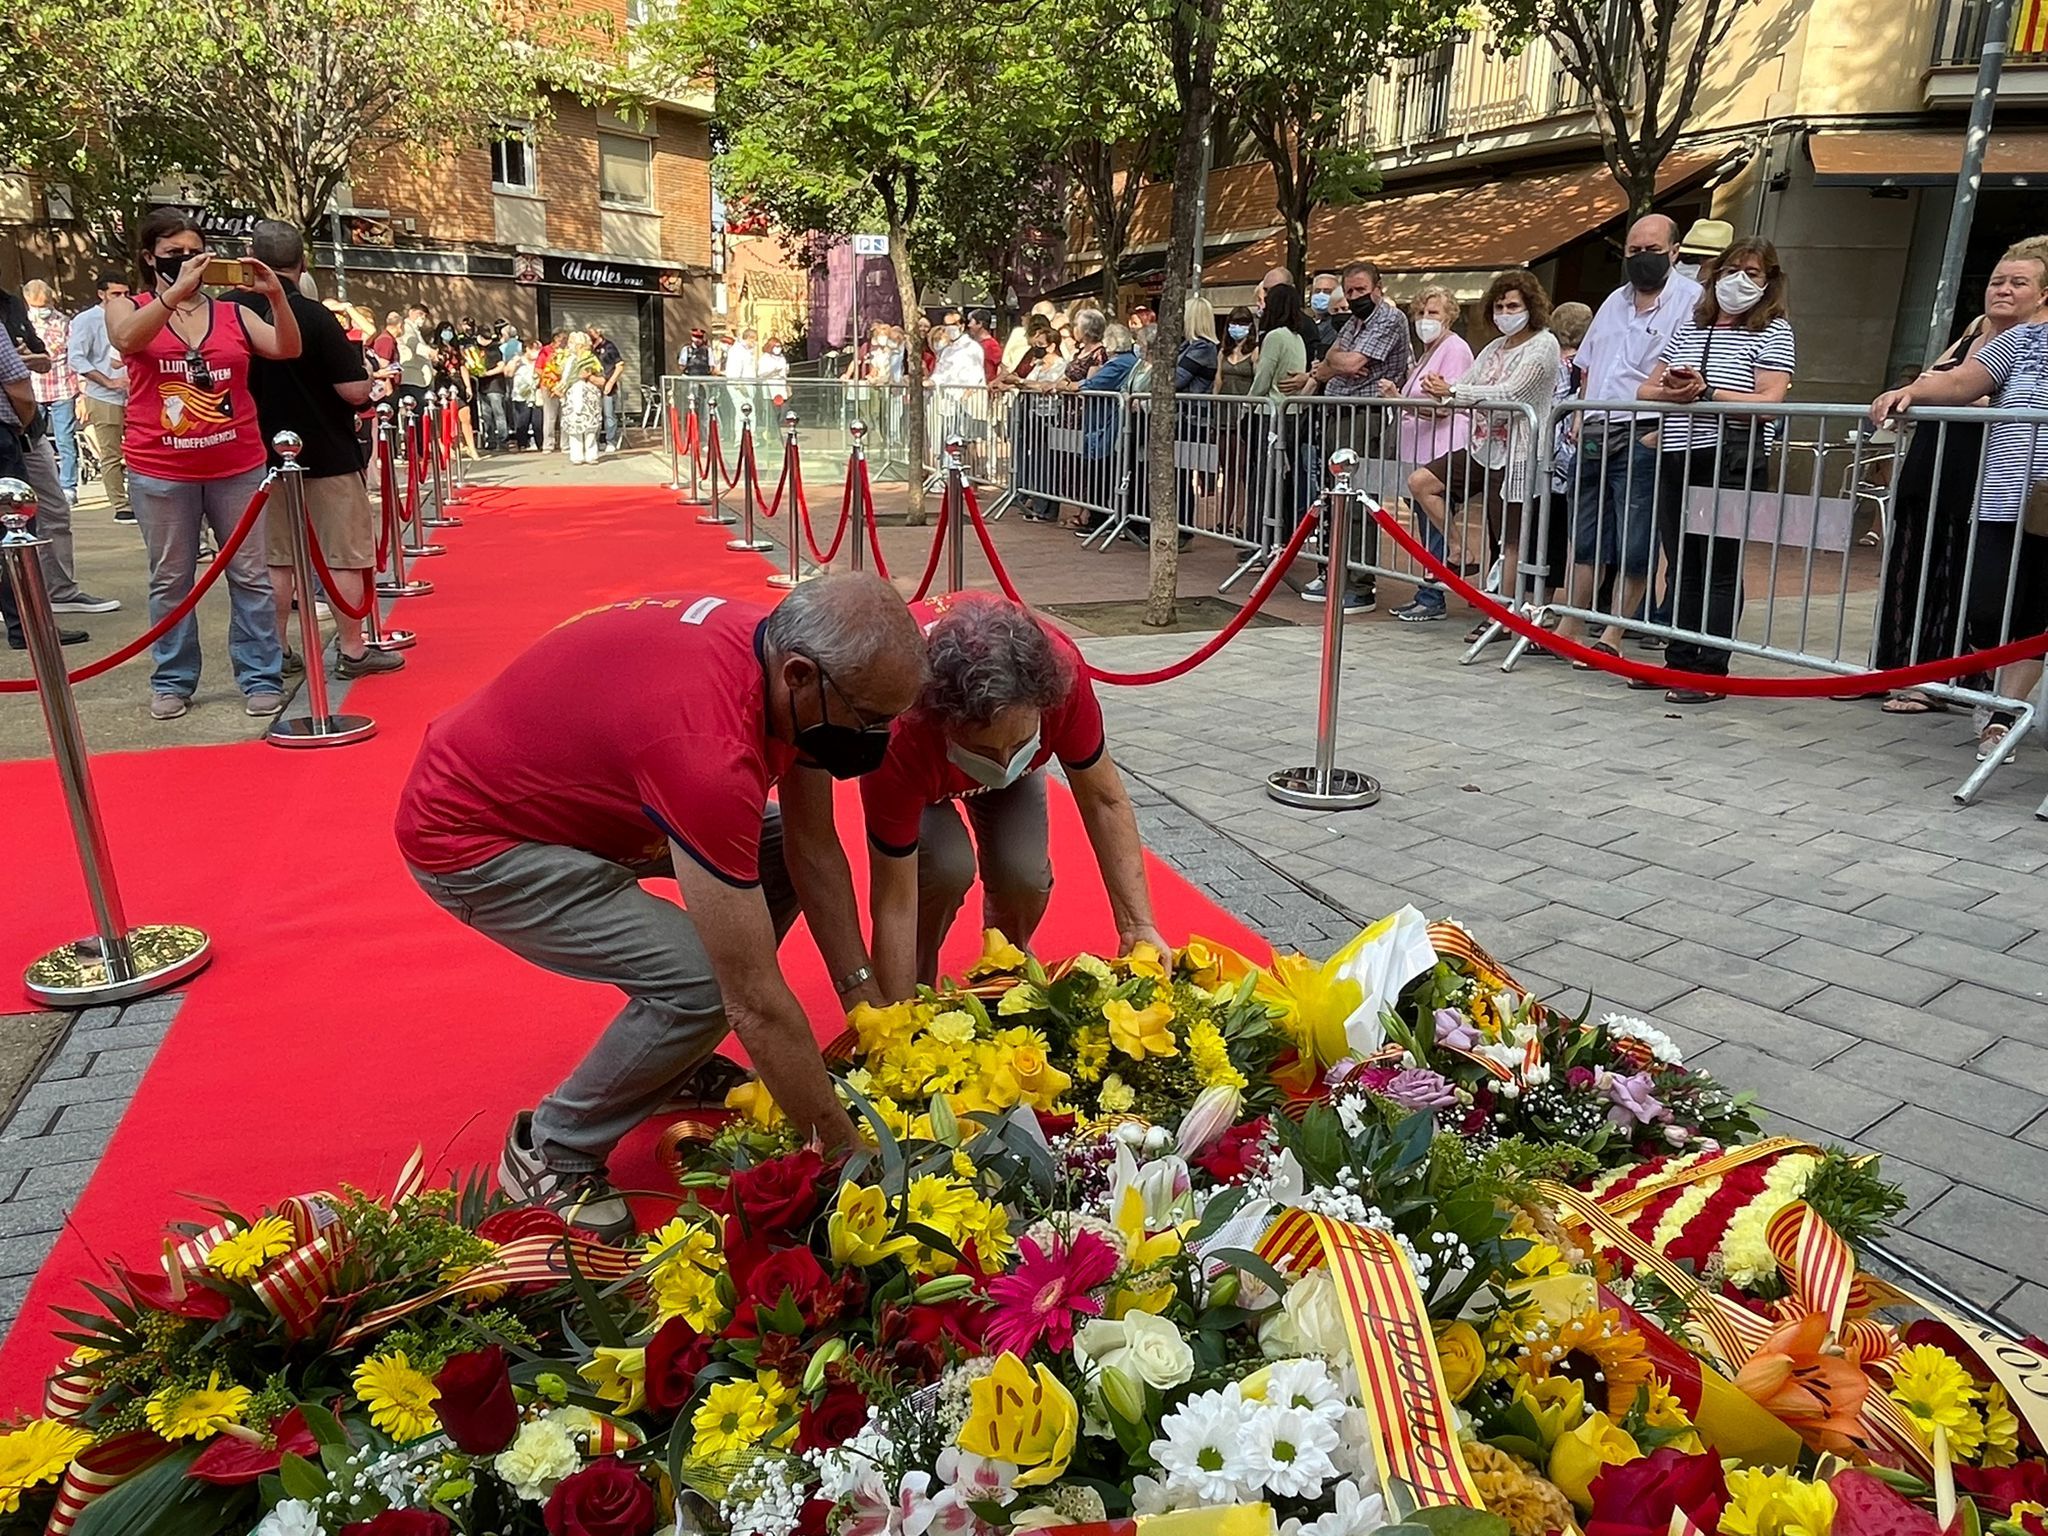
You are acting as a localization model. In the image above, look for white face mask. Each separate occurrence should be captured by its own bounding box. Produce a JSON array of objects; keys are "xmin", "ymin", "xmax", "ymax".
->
[
  {"xmin": 1715, "ymin": 271, "xmax": 1767, "ymax": 316},
  {"xmin": 1493, "ymin": 308, "xmax": 1529, "ymax": 336},
  {"xmin": 947, "ymin": 731, "xmax": 1040, "ymax": 791},
  {"xmin": 1415, "ymin": 318, "xmax": 1445, "ymax": 344}
]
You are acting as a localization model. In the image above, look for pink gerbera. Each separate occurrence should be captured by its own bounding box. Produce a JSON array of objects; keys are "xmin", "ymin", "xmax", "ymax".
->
[{"xmin": 983, "ymin": 1230, "xmax": 1119, "ymax": 1357}]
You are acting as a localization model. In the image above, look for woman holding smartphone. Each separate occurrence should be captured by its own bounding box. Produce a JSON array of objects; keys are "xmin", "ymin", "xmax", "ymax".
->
[
  {"xmin": 1636, "ymin": 237, "xmax": 1795, "ymax": 703},
  {"xmin": 105, "ymin": 208, "xmax": 301, "ymax": 722}
]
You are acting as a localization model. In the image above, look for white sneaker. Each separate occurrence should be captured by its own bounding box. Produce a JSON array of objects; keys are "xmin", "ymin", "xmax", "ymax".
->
[
  {"xmin": 51, "ymin": 592, "xmax": 121, "ymax": 614},
  {"xmin": 498, "ymin": 1112, "xmax": 634, "ymax": 1242}
]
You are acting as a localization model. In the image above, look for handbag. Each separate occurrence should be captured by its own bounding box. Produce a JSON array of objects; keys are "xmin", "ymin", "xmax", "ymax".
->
[
  {"xmin": 1701, "ymin": 328, "xmax": 1772, "ymax": 490},
  {"xmin": 2024, "ymin": 481, "xmax": 2048, "ymax": 538}
]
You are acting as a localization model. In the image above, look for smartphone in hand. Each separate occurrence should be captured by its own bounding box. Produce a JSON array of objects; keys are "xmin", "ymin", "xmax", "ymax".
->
[{"xmin": 205, "ymin": 257, "xmax": 247, "ymax": 288}]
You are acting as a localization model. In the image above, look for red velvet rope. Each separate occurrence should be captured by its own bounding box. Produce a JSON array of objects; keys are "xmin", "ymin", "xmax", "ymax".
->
[
  {"xmin": 304, "ymin": 517, "xmax": 377, "ymax": 621},
  {"xmin": 803, "ymin": 453, "xmax": 852, "ymax": 565},
  {"xmin": 960, "ymin": 483, "xmax": 1322, "ymax": 687},
  {"xmin": 861, "ymin": 459, "xmax": 890, "ymax": 579},
  {"xmin": 910, "ymin": 501, "xmax": 949, "ymax": 602},
  {"xmin": 0, "ymin": 483, "xmax": 274, "ymax": 694},
  {"xmin": 747, "ymin": 435, "xmax": 788, "ymax": 521},
  {"xmin": 1372, "ymin": 507, "xmax": 2048, "ymax": 696}
]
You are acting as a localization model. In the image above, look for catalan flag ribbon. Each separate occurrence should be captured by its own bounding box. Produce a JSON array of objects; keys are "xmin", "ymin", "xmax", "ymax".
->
[{"xmin": 2016, "ymin": 0, "xmax": 2048, "ymax": 55}]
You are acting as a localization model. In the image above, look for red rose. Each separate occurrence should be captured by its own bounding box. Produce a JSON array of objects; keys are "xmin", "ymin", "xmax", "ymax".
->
[
  {"xmin": 433, "ymin": 1346, "xmax": 520, "ymax": 1455},
  {"xmin": 733, "ymin": 1244, "xmax": 831, "ymax": 1332},
  {"xmin": 544, "ymin": 1458, "xmax": 657, "ymax": 1536},
  {"xmin": 797, "ymin": 1381, "xmax": 869, "ymax": 1453},
  {"xmin": 646, "ymin": 1316, "xmax": 714, "ymax": 1413},
  {"xmin": 1587, "ymin": 1448, "xmax": 1729, "ymax": 1536},
  {"xmin": 1193, "ymin": 1119, "xmax": 1269, "ymax": 1182},
  {"xmin": 340, "ymin": 1513, "xmax": 451, "ymax": 1536},
  {"xmin": 191, "ymin": 1408, "xmax": 321, "ymax": 1485},
  {"xmin": 728, "ymin": 1148, "xmax": 832, "ymax": 1234}
]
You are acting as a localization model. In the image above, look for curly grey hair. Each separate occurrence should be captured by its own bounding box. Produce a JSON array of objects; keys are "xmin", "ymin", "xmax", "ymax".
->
[
  {"xmin": 922, "ymin": 600, "xmax": 1071, "ymax": 725},
  {"xmin": 1073, "ymin": 307, "xmax": 1108, "ymax": 343}
]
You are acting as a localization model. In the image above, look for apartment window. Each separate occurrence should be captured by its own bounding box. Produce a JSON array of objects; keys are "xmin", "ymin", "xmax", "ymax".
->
[
  {"xmin": 598, "ymin": 131, "xmax": 654, "ymax": 208},
  {"xmin": 492, "ymin": 124, "xmax": 537, "ymax": 193}
]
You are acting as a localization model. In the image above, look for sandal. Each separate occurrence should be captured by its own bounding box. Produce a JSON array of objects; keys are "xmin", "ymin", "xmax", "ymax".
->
[
  {"xmin": 1572, "ymin": 641, "xmax": 1620, "ymax": 671},
  {"xmin": 1978, "ymin": 723, "xmax": 2012, "ymax": 763},
  {"xmin": 1880, "ymin": 692, "xmax": 1947, "ymax": 715}
]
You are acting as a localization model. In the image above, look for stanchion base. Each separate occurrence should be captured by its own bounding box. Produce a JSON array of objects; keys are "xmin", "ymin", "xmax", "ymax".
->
[
  {"xmin": 765, "ymin": 572, "xmax": 809, "ymax": 590},
  {"xmin": 402, "ymin": 542, "xmax": 447, "ymax": 558},
  {"xmin": 422, "ymin": 515, "xmax": 462, "ymax": 528},
  {"xmin": 25, "ymin": 924, "xmax": 212, "ymax": 1008},
  {"xmin": 1265, "ymin": 766, "xmax": 1382, "ymax": 811},
  {"xmin": 268, "ymin": 713, "xmax": 378, "ymax": 749},
  {"xmin": 727, "ymin": 537, "xmax": 776, "ymax": 552},
  {"xmin": 377, "ymin": 578, "xmax": 435, "ymax": 597},
  {"xmin": 366, "ymin": 628, "xmax": 417, "ymax": 652},
  {"xmin": 696, "ymin": 511, "xmax": 738, "ymax": 526}
]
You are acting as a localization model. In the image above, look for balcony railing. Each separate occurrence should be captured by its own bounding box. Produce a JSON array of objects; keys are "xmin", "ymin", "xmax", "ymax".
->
[
  {"xmin": 1347, "ymin": 31, "xmax": 1606, "ymax": 156},
  {"xmin": 1929, "ymin": 0, "xmax": 2048, "ymax": 65}
]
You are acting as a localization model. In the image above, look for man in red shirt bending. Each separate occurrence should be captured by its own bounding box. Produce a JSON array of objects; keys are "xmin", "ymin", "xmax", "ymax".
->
[
  {"xmin": 395, "ymin": 573, "xmax": 926, "ymax": 1239},
  {"xmin": 815, "ymin": 592, "xmax": 1165, "ymax": 996}
]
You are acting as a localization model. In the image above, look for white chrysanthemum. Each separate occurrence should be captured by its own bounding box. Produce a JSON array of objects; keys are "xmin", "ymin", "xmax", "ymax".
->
[
  {"xmin": 1262, "ymin": 1357, "xmax": 1348, "ymax": 1419},
  {"xmin": 1240, "ymin": 1402, "xmax": 1342, "ymax": 1499},
  {"xmin": 1330, "ymin": 1406, "xmax": 1380, "ymax": 1484},
  {"xmin": 493, "ymin": 1417, "xmax": 580, "ymax": 1502},
  {"xmin": 251, "ymin": 1501, "xmax": 322, "ymax": 1536},
  {"xmin": 1603, "ymin": 1012, "xmax": 1684, "ymax": 1064},
  {"xmin": 1281, "ymin": 1479, "xmax": 1389, "ymax": 1536},
  {"xmin": 1152, "ymin": 1385, "xmax": 1257, "ymax": 1505}
]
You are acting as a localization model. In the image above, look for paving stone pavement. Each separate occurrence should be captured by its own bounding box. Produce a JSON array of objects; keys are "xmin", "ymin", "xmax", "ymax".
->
[{"xmin": 1090, "ymin": 621, "xmax": 2048, "ymax": 1331}]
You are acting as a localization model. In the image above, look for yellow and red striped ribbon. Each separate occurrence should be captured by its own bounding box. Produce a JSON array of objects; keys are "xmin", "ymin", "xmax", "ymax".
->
[
  {"xmin": 336, "ymin": 1230, "xmax": 640, "ymax": 1346},
  {"xmin": 1593, "ymin": 1138, "xmax": 1815, "ymax": 1219},
  {"xmin": 44, "ymin": 1429, "xmax": 167, "ymax": 1536},
  {"xmin": 1257, "ymin": 1210, "xmax": 1485, "ymax": 1508}
]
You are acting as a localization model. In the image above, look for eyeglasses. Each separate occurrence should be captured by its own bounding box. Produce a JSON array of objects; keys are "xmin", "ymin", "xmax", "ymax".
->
[{"xmin": 797, "ymin": 651, "xmax": 893, "ymax": 733}]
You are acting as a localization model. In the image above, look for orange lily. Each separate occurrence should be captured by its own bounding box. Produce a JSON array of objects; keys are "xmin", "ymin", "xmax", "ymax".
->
[{"xmin": 1732, "ymin": 1313, "xmax": 1870, "ymax": 1454}]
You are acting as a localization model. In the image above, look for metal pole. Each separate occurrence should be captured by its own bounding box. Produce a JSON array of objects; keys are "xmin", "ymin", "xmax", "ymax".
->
[
  {"xmin": 727, "ymin": 400, "xmax": 774, "ymax": 552},
  {"xmin": 850, "ymin": 247, "xmax": 863, "ymax": 385},
  {"xmin": 425, "ymin": 385, "xmax": 463, "ymax": 526},
  {"xmin": 1924, "ymin": 0, "xmax": 2013, "ymax": 366},
  {"xmin": 1, "ymin": 484, "xmax": 212, "ymax": 1005},
  {"xmin": 266, "ymin": 435, "xmax": 376, "ymax": 748},
  {"xmin": 382, "ymin": 403, "xmax": 434, "ymax": 599},
  {"xmin": 667, "ymin": 377, "xmax": 683, "ymax": 492},
  {"xmin": 367, "ymin": 405, "xmax": 420, "ymax": 643},
  {"xmin": 766, "ymin": 411, "xmax": 808, "ymax": 589},
  {"xmin": 1267, "ymin": 449, "xmax": 1381, "ymax": 810},
  {"xmin": 410, "ymin": 393, "xmax": 448, "ymax": 557},
  {"xmin": 685, "ymin": 385, "xmax": 704, "ymax": 507},
  {"xmin": 944, "ymin": 434, "xmax": 966, "ymax": 594},
  {"xmin": 699, "ymin": 397, "xmax": 735, "ymax": 526},
  {"xmin": 848, "ymin": 419, "xmax": 869, "ymax": 573}
]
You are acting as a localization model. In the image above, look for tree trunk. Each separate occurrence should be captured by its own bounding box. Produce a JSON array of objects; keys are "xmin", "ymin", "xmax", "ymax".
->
[
  {"xmin": 887, "ymin": 222, "xmax": 929, "ymax": 527},
  {"xmin": 1286, "ymin": 211, "xmax": 1309, "ymax": 289},
  {"xmin": 1143, "ymin": 0, "xmax": 1225, "ymax": 629}
]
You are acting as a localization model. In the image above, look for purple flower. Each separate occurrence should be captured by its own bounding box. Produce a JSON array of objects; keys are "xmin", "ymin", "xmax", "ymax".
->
[
  {"xmin": 1602, "ymin": 1069, "xmax": 1666, "ymax": 1128},
  {"xmin": 1434, "ymin": 1008, "xmax": 1483, "ymax": 1050},
  {"xmin": 1381, "ymin": 1068, "xmax": 1458, "ymax": 1110}
]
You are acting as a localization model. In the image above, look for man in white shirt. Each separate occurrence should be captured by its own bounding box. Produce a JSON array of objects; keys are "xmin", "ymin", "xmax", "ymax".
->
[
  {"xmin": 66, "ymin": 272, "xmax": 134, "ymax": 525},
  {"xmin": 1554, "ymin": 214, "xmax": 1702, "ymax": 654}
]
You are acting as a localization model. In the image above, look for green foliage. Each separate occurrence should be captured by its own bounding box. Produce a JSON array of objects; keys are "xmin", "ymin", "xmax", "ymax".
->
[{"xmin": 1805, "ymin": 1150, "xmax": 1909, "ymax": 1249}]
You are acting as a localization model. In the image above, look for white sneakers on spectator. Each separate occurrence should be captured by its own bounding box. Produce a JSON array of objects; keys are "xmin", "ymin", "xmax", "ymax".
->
[{"xmin": 51, "ymin": 593, "xmax": 120, "ymax": 613}]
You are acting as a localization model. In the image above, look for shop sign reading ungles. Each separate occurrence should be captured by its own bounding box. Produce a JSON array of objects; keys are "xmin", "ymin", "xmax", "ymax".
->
[{"xmin": 514, "ymin": 252, "xmax": 684, "ymax": 294}]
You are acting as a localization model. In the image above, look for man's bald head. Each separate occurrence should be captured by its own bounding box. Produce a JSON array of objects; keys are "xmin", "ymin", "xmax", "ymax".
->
[
  {"xmin": 1260, "ymin": 265, "xmax": 1293, "ymax": 300},
  {"xmin": 762, "ymin": 571, "xmax": 927, "ymax": 719},
  {"xmin": 1627, "ymin": 215, "xmax": 1680, "ymax": 253}
]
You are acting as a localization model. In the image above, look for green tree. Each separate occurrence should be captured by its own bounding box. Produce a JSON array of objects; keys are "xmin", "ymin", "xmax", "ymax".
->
[
  {"xmin": 0, "ymin": 3, "xmax": 216, "ymax": 261},
  {"xmin": 651, "ymin": 0, "xmax": 1070, "ymax": 521},
  {"xmin": 1055, "ymin": 28, "xmax": 1177, "ymax": 311},
  {"xmin": 1491, "ymin": 0, "xmax": 1752, "ymax": 216},
  {"xmin": 1219, "ymin": 0, "xmax": 1461, "ymax": 281}
]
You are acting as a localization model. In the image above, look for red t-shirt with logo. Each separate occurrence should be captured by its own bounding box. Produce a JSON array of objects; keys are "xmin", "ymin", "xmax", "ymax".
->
[
  {"xmin": 396, "ymin": 595, "xmax": 796, "ymax": 882},
  {"xmin": 120, "ymin": 295, "xmax": 268, "ymax": 482},
  {"xmin": 859, "ymin": 594, "xmax": 1105, "ymax": 856}
]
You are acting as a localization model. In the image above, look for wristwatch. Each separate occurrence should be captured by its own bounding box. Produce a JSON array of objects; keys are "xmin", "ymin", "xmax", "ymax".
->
[{"xmin": 835, "ymin": 963, "xmax": 874, "ymax": 996}]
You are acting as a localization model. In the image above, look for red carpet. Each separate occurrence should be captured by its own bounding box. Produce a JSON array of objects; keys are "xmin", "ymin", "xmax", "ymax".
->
[{"xmin": 0, "ymin": 483, "xmax": 1270, "ymax": 1410}]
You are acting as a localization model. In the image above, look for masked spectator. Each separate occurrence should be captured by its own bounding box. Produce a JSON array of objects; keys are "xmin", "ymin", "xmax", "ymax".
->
[{"xmin": 67, "ymin": 272, "xmax": 135, "ymax": 524}]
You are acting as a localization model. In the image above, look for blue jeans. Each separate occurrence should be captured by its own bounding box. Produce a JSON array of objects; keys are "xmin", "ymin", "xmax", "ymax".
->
[
  {"xmin": 601, "ymin": 389, "xmax": 620, "ymax": 446},
  {"xmin": 46, "ymin": 397, "xmax": 79, "ymax": 491},
  {"xmin": 1572, "ymin": 429, "xmax": 1659, "ymax": 579},
  {"xmin": 129, "ymin": 466, "xmax": 283, "ymax": 699}
]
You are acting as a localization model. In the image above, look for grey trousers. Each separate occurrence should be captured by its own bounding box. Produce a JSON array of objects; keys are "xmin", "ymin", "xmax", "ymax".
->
[
  {"xmin": 409, "ymin": 809, "xmax": 799, "ymax": 1172},
  {"xmin": 916, "ymin": 772, "xmax": 1055, "ymax": 985},
  {"xmin": 21, "ymin": 435, "xmax": 83, "ymax": 601}
]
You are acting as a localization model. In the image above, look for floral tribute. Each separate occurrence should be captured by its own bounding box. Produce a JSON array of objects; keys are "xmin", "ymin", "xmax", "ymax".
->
[{"xmin": 5, "ymin": 910, "xmax": 2044, "ymax": 1536}]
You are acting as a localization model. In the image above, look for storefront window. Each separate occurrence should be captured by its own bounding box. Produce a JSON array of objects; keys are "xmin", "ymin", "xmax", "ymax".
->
[
  {"xmin": 492, "ymin": 125, "xmax": 537, "ymax": 192},
  {"xmin": 598, "ymin": 132, "xmax": 654, "ymax": 208}
]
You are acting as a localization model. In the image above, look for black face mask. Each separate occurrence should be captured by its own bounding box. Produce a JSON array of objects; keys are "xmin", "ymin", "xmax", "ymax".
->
[
  {"xmin": 153, "ymin": 250, "xmax": 195, "ymax": 285},
  {"xmin": 1625, "ymin": 251, "xmax": 1672, "ymax": 292},
  {"xmin": 792, "ymin": 664, "xmax": 892, "ymax": 779}
]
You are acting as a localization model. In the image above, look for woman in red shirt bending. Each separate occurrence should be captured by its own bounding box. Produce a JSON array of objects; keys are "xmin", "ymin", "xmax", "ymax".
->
[{"xmin": 105, "ymin": 208, "xmax": 302, "ymax": 721}]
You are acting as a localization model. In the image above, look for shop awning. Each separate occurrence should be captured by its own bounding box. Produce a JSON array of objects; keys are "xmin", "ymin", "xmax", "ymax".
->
[
  {"xmin": 1807, "ymin": 127, "xmax": 2048, "ymax": 187},
  {"xmin": 1201, "ymin": 148, "xmax": 1739, "ymax": 285},
  {"xmin": 1038, "ymin": 237, "xmax": 1263, "ymax": 303}
]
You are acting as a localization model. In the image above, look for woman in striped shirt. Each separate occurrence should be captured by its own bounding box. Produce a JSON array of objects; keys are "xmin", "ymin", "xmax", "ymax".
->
[{"xmin": 1636, "ymin": 238, "xmax": 1796, "ymax": 703}]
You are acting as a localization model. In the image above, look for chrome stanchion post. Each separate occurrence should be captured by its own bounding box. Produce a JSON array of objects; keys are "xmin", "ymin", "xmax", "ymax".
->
[
  {"xmin": 428, "ymin": 388, "xmax": 465, "ymax": 523},
  {"xmin": 667, "ymin": 378, "xmax": 683, "ymax": 492},
  {"xmin": 1267, "ymin": 449, "xmax": 1381, "ymax": 811},
  {"xmin": 944, "ymin": 434, "xmax": 966, "ymax": 594},
  {"xmin": 726, "ymin": 401, "xmax": 771, "ymax": 551},
  {"xmin": 410, "ymin": 391, "xmax": 449, "ymax": 557},
  {"xmin": 848, "ymin": 419, "xmax": 869, "ymax": 574},
  {"xmin": 384, "ymin": 401, "xmax": 435, "ymax": 598},
  {"xmin": 765, "ymin": 410, "xmax": 808, "ymax": 589},
  {"xmin": 267, "ymin": 435, "xmax": 376, "ymax": 748},
  {"xmin": 368, "ymin": 405, "xmax": 422, "ymax": 639},
  {"xmin": 698, "ymin": 395, "xmax": 737, "ymax": 525},
  {"xmin": 1, "ymin": 483, "xmax": 212, "ymax": 1005},
  {"xmin": 685, "ymin": 386, "xmax": 705, "ymax": 506}
]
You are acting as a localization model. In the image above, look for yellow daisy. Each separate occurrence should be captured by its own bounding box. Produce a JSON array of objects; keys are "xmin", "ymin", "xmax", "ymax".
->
[
  {"xmin": 205, "ymin": 1215, "xmax": 298, "ymax": 1282},
  {"xmin": 351, "ymin": 1351, "xmax": 441, "ymax": 1442},
  {"xmin": 144, "ymin": 1372, "xmax": 253, "ymax": 1442},
  {"xmin": 691, "ymin": 1378, "xmax": 777, "ymax": 1459},
  {"xmin": 0, "ymin": 1418, "xmax": 93, "ymax": 1514}
]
